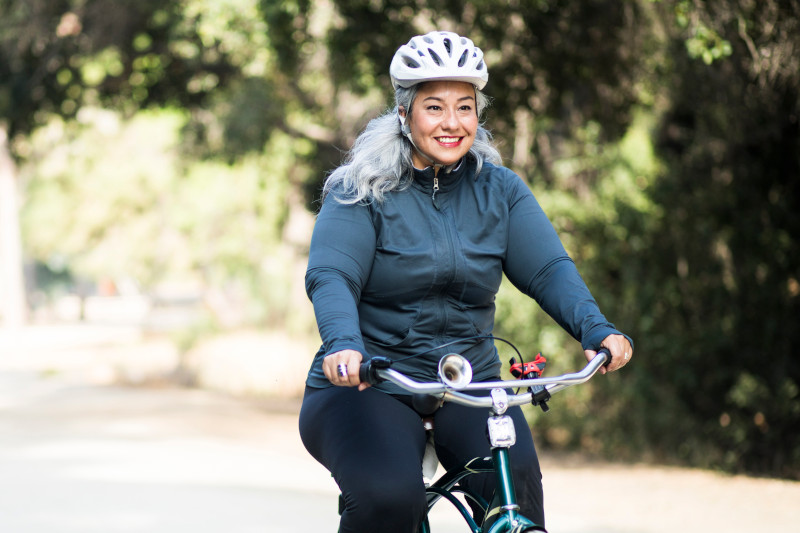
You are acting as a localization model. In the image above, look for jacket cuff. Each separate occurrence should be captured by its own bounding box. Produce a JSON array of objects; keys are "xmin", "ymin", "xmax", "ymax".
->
[{"xmin": 580, "ymin": 326, "xmax": 634, "ymax": 352}]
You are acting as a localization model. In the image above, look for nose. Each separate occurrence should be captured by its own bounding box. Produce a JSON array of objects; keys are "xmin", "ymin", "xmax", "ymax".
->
[{"xmin": 441, "ymin": 109, "xmax": 459, "ymax": 130}]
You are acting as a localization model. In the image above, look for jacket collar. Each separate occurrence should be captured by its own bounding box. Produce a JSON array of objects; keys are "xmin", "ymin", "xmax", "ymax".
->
[{"xmin": 410, "ymin": 157, "xmax": 474, "ymax": 193}]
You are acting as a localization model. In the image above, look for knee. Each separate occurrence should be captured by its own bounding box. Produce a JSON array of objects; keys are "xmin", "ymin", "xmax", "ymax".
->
[
  {"xmin": 342, "ymin": 475, "xmax": 427, "ymax": 527},
  {"xmin": 512, "ymin": 463, "xmax": 544, "ymax": 526},
  {"xmin": 512, "ymin": 460, "xmax": 542, "ymax": 484}
]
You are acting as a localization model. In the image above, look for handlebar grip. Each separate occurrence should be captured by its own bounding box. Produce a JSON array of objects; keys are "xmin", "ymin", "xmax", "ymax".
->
[
  {"xmin": 359, "ymin": 356, "xmax": 393, "ymax": 385},
  {"xmin": 598, "ymin": 347, "xmax": 612, "ymax": 367}
]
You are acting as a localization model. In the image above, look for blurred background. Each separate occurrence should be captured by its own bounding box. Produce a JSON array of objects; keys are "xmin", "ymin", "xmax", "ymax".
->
[{"xmin": 1, "ymin": 0, "xmax": 798, "ymax": 487}]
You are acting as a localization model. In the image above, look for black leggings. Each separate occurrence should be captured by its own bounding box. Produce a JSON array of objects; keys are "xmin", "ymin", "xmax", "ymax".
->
[{"xmin": 298, "ymin": 385, "xmax": 544, "ymax": 533}]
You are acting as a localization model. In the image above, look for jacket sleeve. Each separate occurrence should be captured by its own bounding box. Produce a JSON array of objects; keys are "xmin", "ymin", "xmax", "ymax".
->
[
  {"xmin": 502, "ymin": 173, "xmax": 630, "ymax": 350},
  {"xmin": 305, "ymin": 195, "xmax": 376, "ymax": 357}
]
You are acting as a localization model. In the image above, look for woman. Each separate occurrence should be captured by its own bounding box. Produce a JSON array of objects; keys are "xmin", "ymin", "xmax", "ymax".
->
[{"xmin": 299, "ymin": 31, "xmax": 633, "ymax": 532}]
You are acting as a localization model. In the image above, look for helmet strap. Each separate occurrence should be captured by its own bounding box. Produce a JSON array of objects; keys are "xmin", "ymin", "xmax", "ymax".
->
[{"xmin": 399, "ymin": 113, "xmax": 411, "ymax": 136}]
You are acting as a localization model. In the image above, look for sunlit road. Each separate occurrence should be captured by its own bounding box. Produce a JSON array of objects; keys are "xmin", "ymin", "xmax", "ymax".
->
[
  {"xmin": 1, "ymin": 326, "xmax": 798, "ymax": 533},
  {"xmin": 0, "ymin": 326, "xmax": 469, "ymax": 533},
  {"xmin": 0, "ymin": 369, "xmax": 343, "ymax": 532}
]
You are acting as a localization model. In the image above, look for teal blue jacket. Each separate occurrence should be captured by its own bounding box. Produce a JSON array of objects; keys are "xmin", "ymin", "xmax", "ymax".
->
[{"xmin": 305, "ymin": 157, "xmax": 629, "ymax": 392}]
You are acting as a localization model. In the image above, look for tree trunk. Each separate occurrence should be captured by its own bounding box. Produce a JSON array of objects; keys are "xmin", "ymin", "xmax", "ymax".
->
[{"xmin": 0, "ymin": 123, "xmax": 27, "ymax": 328}]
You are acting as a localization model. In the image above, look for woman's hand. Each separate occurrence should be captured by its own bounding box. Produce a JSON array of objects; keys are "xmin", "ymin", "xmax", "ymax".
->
[
  {"xmin": 584, "ymin": 334, "xmax": 633, "ymax": 374},
  {"xmin": 323, "ymin": 350, "xmax": 370, "ymax": 390}
]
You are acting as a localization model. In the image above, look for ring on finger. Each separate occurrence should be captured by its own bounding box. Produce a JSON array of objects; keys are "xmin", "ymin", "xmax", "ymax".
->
[{"xmin": 337, "ymin": 363, "xmax": 348, "ymax": 378}]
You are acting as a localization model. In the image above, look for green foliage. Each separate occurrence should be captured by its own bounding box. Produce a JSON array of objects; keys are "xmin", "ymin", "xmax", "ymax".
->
[
  {"xmin": 7, "ymin": 0, "xmax": 800, "ymax": 478},
  {"xmin": 541, "ymin": 0, "xmax": 800, "ymax": 477},
  {"xmin": 259, "ymin": 0, "xmax": 312, "ymax": 73},
  {"xmin": 0, "ymin": 0, "xmax": 247, "ymax": 136},
  {"xmin": 636, "ymin": 0, "xmax": 800, "ymax": 477},
  {"xmin": 674, "ymin": 0, "xmax": 733, "ymax": 64},
  {"xmin": 20, "ymin": 108, "xmax": 305, "ymax": 327},
  {"xmin": 22, "ymin": 109, "xmax": 185, "ymax": 284},
  {"xmin": 494, "ymin": 109, "xmax": 664, "ymax": 453}
]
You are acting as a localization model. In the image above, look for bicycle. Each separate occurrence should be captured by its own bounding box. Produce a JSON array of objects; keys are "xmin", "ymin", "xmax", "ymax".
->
[{"xmin": 355, "ymin": 346, "xmax": 612, "ymax": 533}]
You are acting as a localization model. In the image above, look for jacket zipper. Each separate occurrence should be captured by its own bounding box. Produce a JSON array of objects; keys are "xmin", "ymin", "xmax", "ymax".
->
[{"xmin": 433, "ymin": 180, "xmax": 456, "ymax": 341}]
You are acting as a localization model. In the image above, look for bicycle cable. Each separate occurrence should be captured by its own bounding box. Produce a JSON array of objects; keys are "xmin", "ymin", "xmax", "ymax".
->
[
  {"xmin": 390, "ymin": 334, "xmax": 523, "ymax": 364},
  {"xmin": 387, "ymin": 334, "xmax": 537, "ymax": 393}
]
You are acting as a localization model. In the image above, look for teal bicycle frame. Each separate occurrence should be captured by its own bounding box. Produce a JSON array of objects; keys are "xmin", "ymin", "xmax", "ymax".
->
[
  {"xmin": 420, "ymin": 448, "xmax": 539, "ymax": 533},
  {"xmin": 361, "ymin": 349, "xmax": 611, "ymax": 533}
]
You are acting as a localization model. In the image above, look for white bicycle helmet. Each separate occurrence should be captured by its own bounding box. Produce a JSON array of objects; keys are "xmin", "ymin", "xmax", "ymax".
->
[{"xmin": 390, "ymin": 31, "xmax": 488, "ymax": 90}]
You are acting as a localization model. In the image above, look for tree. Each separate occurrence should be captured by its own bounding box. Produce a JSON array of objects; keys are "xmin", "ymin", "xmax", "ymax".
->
[
  {"xmin": 0, "ymin": 0, "xmax": 250, "ymax": 325},
  {"xmin": 638, "ymin": 0, "xmax": 800, "ymax": 476},
  {"xmin": 8, "ymin": 0, "xmax": 798, "ymax": 476},
  {"xmin": 275, "ymin": 0, "xmax": 800, "ymax": 476},
  {"xmin": 268, "ymin": 0, "xmax": 652, "ymax": 193},
  {"xmin": 0, "ymin": 124, "xmax": 25, "ymax": 326}
]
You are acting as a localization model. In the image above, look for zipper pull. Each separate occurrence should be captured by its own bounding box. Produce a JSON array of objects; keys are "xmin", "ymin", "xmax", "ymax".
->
[{"xmin": 431, "ymin": 177, "xmax": 441, "ymax": 209}]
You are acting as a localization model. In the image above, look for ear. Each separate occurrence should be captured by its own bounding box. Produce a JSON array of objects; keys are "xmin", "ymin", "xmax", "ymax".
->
[{"xmin": 398, "ymin": 107, "xmax": 411, "ymax": 135}]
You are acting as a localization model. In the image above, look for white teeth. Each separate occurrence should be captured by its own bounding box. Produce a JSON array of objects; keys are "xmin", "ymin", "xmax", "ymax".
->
[{"xmin": 437, "ymin": 137, "xmax": 460, "ymax": 143}]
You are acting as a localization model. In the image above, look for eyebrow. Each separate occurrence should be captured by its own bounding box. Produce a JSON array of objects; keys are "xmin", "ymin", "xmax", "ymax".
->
[{"xmin": 422, "ymin": 95, "xmax": 475, "ymax": 103}]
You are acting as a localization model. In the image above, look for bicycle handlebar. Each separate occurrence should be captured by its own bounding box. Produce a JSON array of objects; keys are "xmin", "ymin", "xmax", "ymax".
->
[{"xmin": 360, "ymin": 348, "xmax": 611, "ymax": 410}]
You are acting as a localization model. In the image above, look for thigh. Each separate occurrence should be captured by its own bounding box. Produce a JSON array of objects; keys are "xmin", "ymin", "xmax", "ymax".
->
[
  {"xmin": 432, "ymin": 400, "xmax": 545, "ymax": 526},
  {"xmin": 299, "ymin": 386, "xmax": 430, "ymax": 532},
  {"xmin": 299, "ymin": 385, "xmax": 428, "ymax": 472}
]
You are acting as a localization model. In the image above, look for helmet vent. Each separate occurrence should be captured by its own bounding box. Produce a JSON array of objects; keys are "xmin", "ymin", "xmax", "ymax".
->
[
  {"xmin": 458, "ymin": 50, "xmax": 468, "ymax": 67},
  {"xmin": 428, "ymin": 49, "xmax": 443, "ymax": 66},
  {"xmin": 403, "ymin": 55, "xmax": 421, "ymax": 68},
  {"xmin": 443, "ymin": 38, "xmax": 452, "ymax": 56}
]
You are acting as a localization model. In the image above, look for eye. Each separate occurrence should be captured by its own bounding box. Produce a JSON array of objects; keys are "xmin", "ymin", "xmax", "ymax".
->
[{"xmin": 426, "ymin": 105, "xmax": 442, "ymax": 111}]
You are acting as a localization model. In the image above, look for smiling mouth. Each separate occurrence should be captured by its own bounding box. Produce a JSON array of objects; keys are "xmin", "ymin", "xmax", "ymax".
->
[{"xmin": 436, "ymin": 136, "xmax": 462, "ymax": 145}]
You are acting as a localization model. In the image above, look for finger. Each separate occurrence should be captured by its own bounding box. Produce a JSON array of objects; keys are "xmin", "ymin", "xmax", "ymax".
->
[
  {"xmin": 336, "ymin": 361, "xmax": 350, "ymax": 381},
  {"xmin": 596, "ymin": 334, "xmax": 628, "ymax": 372},
  {"xmin": 609, "ymin": 344, "xmax": 632, "ymax": 372},
  {"xmin": 323, "ymin": 353, "xmax": 351, "ymax": 385},
  {"xmin": 324, "ymin": 351, "xmax": 364, "ymax": 387},
  {"xmin": 585, "ymin": 349, "xmax": 607, "ymax": 375},
  {"xmin": 346, "ymin": 354, "xmax": 364, "ymax": 387},
  {"xmin": 322, "ymin": 359, "xmax": 336, "ymax": 383},
  {"xmin": 618, "ymin": 339, "xmax": 632, "ymax": 366}
]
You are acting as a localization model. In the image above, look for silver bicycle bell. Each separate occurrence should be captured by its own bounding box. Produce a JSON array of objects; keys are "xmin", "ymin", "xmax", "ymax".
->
[{"xmin": 437, "ymin": 353, "xmax": 473, "ymax": 389}]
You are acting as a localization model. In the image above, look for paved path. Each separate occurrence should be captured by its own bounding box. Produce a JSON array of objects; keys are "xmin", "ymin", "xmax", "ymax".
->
[
  {"xmin": 0, "ymin": 325, "xmax": 467, "ymax": 532},
  {"xmin": 0, "ymin": 370, "xmax": 340, "ymax": 532},
  {"xmin": 1, "ymin": 325, "xmax": 798, "ymax": 532}
]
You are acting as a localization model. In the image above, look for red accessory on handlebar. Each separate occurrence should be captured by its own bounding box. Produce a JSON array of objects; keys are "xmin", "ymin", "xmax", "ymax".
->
[{"xmin": 509, "ymin": 353, "xmax": 547, "ymax": 379}]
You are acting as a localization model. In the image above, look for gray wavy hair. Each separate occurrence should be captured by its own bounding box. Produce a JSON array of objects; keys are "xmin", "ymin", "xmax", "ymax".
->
[{"xmin": 322, "ymin": 84, "xmax": 502, "ymax": 204}]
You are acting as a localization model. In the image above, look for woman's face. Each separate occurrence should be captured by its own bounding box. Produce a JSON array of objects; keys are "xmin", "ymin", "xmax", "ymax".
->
[{"xmin": 402, "ymin": 80, "xmax": 478, "ymax": 169}]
